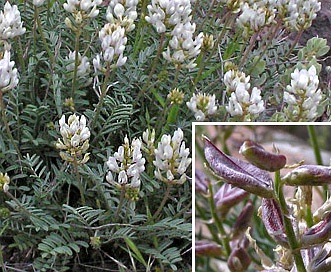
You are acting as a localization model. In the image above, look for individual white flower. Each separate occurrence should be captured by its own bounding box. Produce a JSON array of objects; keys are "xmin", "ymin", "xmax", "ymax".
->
[
  {"xmin": 106, "ymin": 136, "xmax": 145, "ymax": 200},
  {"xmin": 186, "ymin": 93, "xmax": 218, "ymax": 121},
  {"xmin": 66, "ymin": 51, "xmax": 90, "ymax": 77},
  {"xmin": 283, "ymin": 65, "xmax": 322, "ymax": 121},
  {"xmin": 56, "ymin": 114, "xmax": 90, "ymax": 164},
  {"xmin": 33, "ymin": 0, "xmax": 46, "ymax": 6},
  {"xmin": 223, "ymin": 69, "xmax": 251, "ymax": 92},
  {"xmin": 106, "ymin": 0, "xmax": 138, "ymax": 32},
  {"xmin": 226, "ymin": 83, "xmax": 265, "ymax": 119},
  {"xmin": 153, "ymin": 128, "xmax": 191, "ymax": 184},
  {"xmin": 145, "ymin": 0, "xmax": 192, "ymax": 33},
  {"xmin": 0, "ymin": 50, "xmax": 18, "ymax": 92},
  {"xmin": 0, "ymin": 2, "xmax": 25, "ymax": 40}
]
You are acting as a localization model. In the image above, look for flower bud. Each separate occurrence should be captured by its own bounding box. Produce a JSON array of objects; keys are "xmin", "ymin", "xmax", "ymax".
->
[
  {"xmin": 232, "ymin": 200, "xmax": 254, "ymax": 239},
  {"xmin": 301, "ymin": 213, "xmax": 331, "ymax": 248},
  {"xmin": 195, "ymin": 169, "xmax": 209, "ymax": 194},
  {"xmin": 195, "ymin": 240, "xmax": 222, "ymax": 257},
  {"xmin": 204, "ymin": 136, "xmax": 274, "ymax": 198},
  {"xmin": 227, "ymin": 246, "xmax": 251, "ymax": 272},
  {"xmin": 239, "ymin": 140, "xmax": 286, "ymax": 172},
  {"xmin": 261, "ymin": 198, "xmax": 288, "ymax": 247},
  {"xmin": 282, "ymin": 165, "xmax": 331, "ymax": 186},
  {"xmin": 214, "ymin": 183, "xmax": 249, "ymax": 214}
]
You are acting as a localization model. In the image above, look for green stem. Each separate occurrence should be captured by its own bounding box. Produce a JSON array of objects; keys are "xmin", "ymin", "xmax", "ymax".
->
[
  {"xmin": 307, "ymin": 125, "xmax": 326, "ymax": 200},
  {"xmin": 0, "ymin": 91, "xmax": 22, "ymax": 161},
  {"xmin": 71, "ymin": 27, "xmax": 82, "ymax": 97},
  {"xmin": 91, "ymin": 64, "xmax": 113, "ymax": 132},
  {"xmin": 307, "ymin": 126, "xmax": 323, "ymax": 165},
  {"xmin": 132, "ymin": 0, "xmax": 148, "ymax": 59},
  {"xmin": 151, "ymin": 184, "xmax": 172, "ymax": 221},
  {"xmin": 192, "ymin": 51, "xmax": 207, "ymax": 88},
  {"xmin": 35, "ymin": 7, "xmax": 54, "ymax": 64},
  {"xmin": 135, "ymin": 32, "xmax": 166, "ymax": 106},
  {"xmin": 208, "ymin": 182, "xmax": 231, "ymax": 256},
  {"xmin": 115, "ymin": 186, "xmax": 126, "ymax": 220},
  {"xmin": 275, "ymin": 171, "xmax": 306, "ymax": 272},
  {"xmin": 73, "ymin": 158, "xmax": 85, "ymax": 205}
]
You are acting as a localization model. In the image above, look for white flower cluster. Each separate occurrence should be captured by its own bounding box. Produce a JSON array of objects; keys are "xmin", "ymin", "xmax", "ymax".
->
[
  {"xmin": 237, "ymin": 3, "xmax": 275, "ymax": 36},
  {"xmin": 106, "ymin": 136, "xmax": 145, "ymax": 194},
  {"xmin": 145, "ymin": 0, "xmax": 192, "ymax": 33},
  {"xmin": 56, "ymin": 114, "xmax": 91, "ymax": 164},
  {"xmin": 153, "ymin": 128, "xmax": 191, "ymax": 184},
  {"xmin": 186, "ymin": 93, "xmax": 217, "ymax": 121},
  {"xmin": 280, "ymin": 0, "xmax": 321, "ymax": 31},
  {"xmin": 146, "ymin": 0, "xmax": 203, "ymax": 69},
  {"xmin": 284, "ymin": 65, "xmax": 322, "ymax": 121},
  {"xmin": 0, "ymin": 2, "xmax": 25, "ymax": 41},
  {"xmin": 224, "ymin": 69, "xmax": 265, "ymax": 119},
  {"xmin": 94, "ymin": 1, "xmax": 138, "ymax": 71},
  {"xmin": 106, "ymin": 0, "xmax": 138, "ymax": 32},
  {"xmin": 63, "ymin": 0, "xmax": 102, "ymax": 23},
  {"xmin": 95, "ymin": 23, "xmax": 128, "ymax": 69},
  {"xmin": 0, "ymin": 50, "xmax": 18, "ymax": 92},
  {"xmin": 66, "ymin": 51, "xmax": 90, "ymax": 77},
  {"xmin": 163, "ymin": 22, "xmax": 204, "ymax": 69}
]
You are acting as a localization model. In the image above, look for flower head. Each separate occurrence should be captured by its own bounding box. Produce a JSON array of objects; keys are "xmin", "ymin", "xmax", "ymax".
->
[
  {"xmin": 66, "ymin": 51, "xmax": 90, "ymax": 77},
  {"xmin": 0, "ymin": 2, "xmax": 25, "ymax": 40},
  {"xmin": 106, "ymin": 135, "xmax": 145, "ymax": 200},
  {"xmin": 186, "ymin": 93, "xmax": 217, "ymax": 121},
  {"xmin": 0, "ymin": 50, "xmax": 18, "ymax": 92},
  {"xmin": 284, "ymin": 65, "xmax": 322, "ymax": 121},
  {"xmin": 153, "ymin": 128, "xmax": 191, "ymax": 184},
  {"xmin": 56, "ymin": 114, "xmax": 90, "ymax": 164}
]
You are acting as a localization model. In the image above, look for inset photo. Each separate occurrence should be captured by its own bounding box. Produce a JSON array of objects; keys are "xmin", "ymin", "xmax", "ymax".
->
[{"xmin": 194, "ymin": 123, "xmax": 331, "ymax": 272}]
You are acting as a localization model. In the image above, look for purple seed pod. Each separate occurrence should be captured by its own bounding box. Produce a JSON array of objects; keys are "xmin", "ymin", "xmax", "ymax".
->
[
  {"xmin": 232, "ymin": 200, "xmax": 254, "ymax": 239},
  {"xmin": 282, "ymin": 165, "xmax": 331, "ymax": 186},
  {"xmin": 214, "ymin": 183, "xmax": 249, "ymax": 214},
  {"xmin": 301, "ymin": 213, "xmax": 331, "ymax": 248},
  {"xmin": 195, "ymin": 169, "xmax": 209, "ymax": 193},
  {"xmin": 261, "ymin": 198, "xmax": 288, "ymax": 247},
  {"xmin": 204, "ymin": 136, "xmax": 275, "ymax": 198},
  {"xmin": 239, "ymin": 140, "xmax": 287, "ymax": 172},
  {"xmin": 227, "ymin": 245, "xmax": 251, "ymax": 272},
  {"xmin": 195, "ymin": 240, "xmax": 222, "ymax": 257},
  {"xmin": 308, "ymin": 243, "xmax": 331, "ymax": 272}
]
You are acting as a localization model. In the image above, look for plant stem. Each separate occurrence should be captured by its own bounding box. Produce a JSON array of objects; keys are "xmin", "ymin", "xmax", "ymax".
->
[
  {"xmin": 91, "ymin": 64, "xmax": 113, "ymax": 131},
  {"xmin": 208, "ymin": 182, "xmax": 231, "ymax": 256},
  {"xmin": 71, "ymin": 26, "xmax": 82, "ymax": 97},
  {"xmin": 275, "ymin": 170, "xmax": 306, "ymax": 272},
  {"xmin": 135, "ymin": 32, "xmax": 166, "ymax": 106},
  {"xmin": 151, "ymin": 183, "xmax": 171, "ymax": 221},
  {"xmin": 239, "ymin": 31, "xmax": 259, "ymax": 69},
  {"xmin": 73, "ymin": 157, "xmax": 85, "ymax": 205},
  {"xmin": 132, "ymin": 0, "xmax": 148, "ymax": 59},
  {"xmin": 307, "ymin": 125, "xmax": 327, "ymax": 200},
  {"xmin": 307, "ymin": 126, "xmax": 323, "ymax": 165},
  {"xmin": 285, "ymin": 28, "xmax": 304, "ymax": 58},
  {"xmin": 115, "ymin": 186, "xmax": 126, "ymax": 220},
  {"xmin": 35, "ymin": 6, "xmax": 54, "ymax": 64},
  {"xmin": 0, "ymin": 91, "xmax": 22, "ymax": 161}
]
